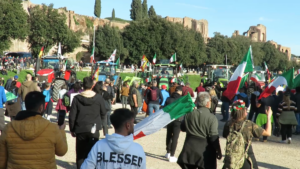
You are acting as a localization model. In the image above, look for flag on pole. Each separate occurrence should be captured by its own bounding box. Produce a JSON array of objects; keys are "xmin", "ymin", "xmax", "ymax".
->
[
  {"xmin": 133, "ymin": 94, "xmax": 194, "ymax": 140},
  {"xmin": 116, "ymin": 57, "xmax": 120, "ymax": 69},
  {"xmin": 38, "ymin": 46, "xmax": 44, "ymax": 58},
  {"xmin": 93, "ymin": 67, "xmax": 99, "ymax": 81},
  {"xmin": 241, "ymin": 46, "xmax": 253, "ymax": 73},
  {"xmin": 250, "ymin": 73, "xmax": 262, "ymax": 84},
  {"xmin": 293, "ymin": 74, "xmax": 300, "ymax": 89},
  {"xmin": 264, "ymin": 62, "xmax": 271, "ymax": 82},
  {"xmin": 90, "ymin": 46, "xmax": 95, "ymax": 63},
  {"xmin": 141, "ymin": 55, "xmax": 149, "ymax": 72},
  {"xmin": 239, "ymin": 73, "xmax": 249, "ymax": 89},
  {"xmin": 145, "ymin": 77, "xmax": 151, "ymax": 82},
  {"xmin": 179, "ymin": 63, "xmax": 182, "ymax": 70},
  {"xmin": 259, "ymin": 68, "xmax": 294, "ymax": 100},
  {"xmin": 223, "ymin": 49, "xmax": 251, "ymax": 100},
  {"xmin": 107, "ymin": 49, "xmax": 117, "ymax": 62},
  {"xmin": 58, "ymin": 42, "xmax": 61, "ymax": 56},
  {"xmin": 152, "ymin": 53, "xmax": 157, "ymax": 64},
  {"xmin": 169, "ymin": 53, "xmax": 176, "ymax": 63}
]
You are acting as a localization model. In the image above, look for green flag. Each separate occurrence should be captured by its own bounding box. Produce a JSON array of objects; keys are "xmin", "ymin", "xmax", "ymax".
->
[
  {"xmin": 239, "ymin": 73, "xmax": 249, "ymax": 89},
  {"xmin": 116, "ymin": 57, "xmax": 120, "ymax": 68},
  {"xmin": 240, "ymin": 46, "xmax": 253, "ymax": 73},
  {"xmin": 281, "ymin": 67, "xmax": 294, "ymax": 88},
  {"xmin": 293, "ymin": 74, "xmax": 300, "ymax": 89}
]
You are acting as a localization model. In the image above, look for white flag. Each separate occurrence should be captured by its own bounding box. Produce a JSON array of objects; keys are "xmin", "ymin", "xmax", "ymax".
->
[{"xmin": 108, "ymin": 49, "xmax": 117, "ymax": 62}]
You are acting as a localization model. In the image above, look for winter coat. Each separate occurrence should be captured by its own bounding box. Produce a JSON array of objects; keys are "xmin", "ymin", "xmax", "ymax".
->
[
  {"xmin": 69, "ymin": 90, "xmax": 107, "ymax": 134},
  {"xmin": 18, "ymin": 81, "xmax": 40, "ymax": 101},
  {"xmin": 0, "ymin": 111, "xmax": 68, "ymax": 169},
  {"xmin": 121, "ymin": 86, "xmax": 129, "ymax": 96}
]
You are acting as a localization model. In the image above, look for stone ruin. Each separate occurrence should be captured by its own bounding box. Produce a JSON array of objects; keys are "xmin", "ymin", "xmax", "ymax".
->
[{"xmin": 232, "ymin": 24, "xmax": 291, "ymax": 60}]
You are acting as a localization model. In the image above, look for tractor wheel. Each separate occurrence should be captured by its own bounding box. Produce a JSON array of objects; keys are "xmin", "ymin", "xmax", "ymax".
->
[{"xmin": 52, "ymin": 79, "xmax": 66, "ymax": 102}]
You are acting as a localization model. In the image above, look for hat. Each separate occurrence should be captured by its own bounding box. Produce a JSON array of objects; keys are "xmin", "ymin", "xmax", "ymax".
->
[
  {"xmin": 14, "ymin": 75, "xmax": 18, "ymax": 79},
  {"xmin": 161, "ymin": 85, "xmax": 167, "ymax": 89}
]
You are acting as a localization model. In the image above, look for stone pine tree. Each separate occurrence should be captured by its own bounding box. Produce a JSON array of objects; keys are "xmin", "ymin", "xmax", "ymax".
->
[
  {"xmin": 112, "ymin": 8, "xmax": 115, "ymax": 20},
  {"xmin": 130, "ymin": 0, "xmax": 142, "ymax": 21},
  {"xmin": 94, "ymin": 0, "xmax": 101, "ymax": 18},
  {"xmin": 148, "ymin": 5, "xmax": 157, "ymax": 18},
  {"xmin": 142, "ymin": 0, "xmax": 148, "ymax": 19}
]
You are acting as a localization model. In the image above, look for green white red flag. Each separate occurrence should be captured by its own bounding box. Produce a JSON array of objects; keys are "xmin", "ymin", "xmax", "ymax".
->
[
  {"xmin": 152, "ymin": 53, "xmax": 157, "ymax": 64},
  {"xmin": 259, "ymin": 68, "xmax": 294, "ymax": 100},
  {"xmin": 134, "ymin": 94, "xmax": 194, "ymax": 140},
  {"xmin": 169, "ymin": 53, "xmax": 176, "ymax": 63},
  {"xmin": 90, "ymin": 46, "xmax": 95, "ymax": 63}
]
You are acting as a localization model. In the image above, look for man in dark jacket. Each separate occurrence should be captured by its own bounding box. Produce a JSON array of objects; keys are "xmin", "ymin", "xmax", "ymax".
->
[
  {"xmin": 145, "ymin": 80, "xmax": 163, "ymax": 117},
  {"xmin": 69, "ymin": 77, "xmax": 107, "ymax": 169},
  {"xmin": 293, "ymin": 87, "xmax": 300, "ymax": 134},
  {"xmin": 164, "ymin": 86, "xmax": 183, "ymax": 162},
  {"xmin": 105, "ymin": 78, "xmax": 115, "ymax": 128}
]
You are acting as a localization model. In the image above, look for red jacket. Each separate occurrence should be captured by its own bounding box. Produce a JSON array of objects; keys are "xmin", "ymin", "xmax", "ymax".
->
[
  {"xmin": 195, "ymin": 86, "xmax": 205, "ymax": 94},
  {"xmin": 182, "ymin": 86, "xmax": 194, "ymax": 98}
]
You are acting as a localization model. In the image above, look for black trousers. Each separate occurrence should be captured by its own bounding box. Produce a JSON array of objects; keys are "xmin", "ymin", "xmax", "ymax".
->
[
  {"xmin": 102, "ymin": 115, "xmax": 108, "ymax": 136},
  {"xmin": 281, "ymin": 124, "xmax": 292, "ymax": 140},
  {"xmin": 131, "ymin": 106, "xmax": 138, "ymax": 120},
  {"xmin": 166, "ymin": 121, "xmax": 181, "ymax": 156},
  {"xmin": 76, "ymin": 131, "xmax": 99, "ymax": 169},
  {"xmin": 248, "ymin": 108, "xmax": 256, "ymax": 121}
]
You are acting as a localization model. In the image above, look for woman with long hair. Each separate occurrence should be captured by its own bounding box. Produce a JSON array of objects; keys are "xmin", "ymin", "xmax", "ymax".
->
[
  {"xmin": 223, "ymin": 100, "xmax": 272, "ymax": 169},
  {"xmin": 209, "ymin": 88, "xmax": 218, "ymax": 114},
  {"xmin": 67, "ymin": 81, "xmax": 83, "ymax": 97},
  {"xmin": 93, "ymin": 81, "xmax": 113, "ymax": 135},
  {"xmin": 120, "ymin": 81, "xmax": 129, "ymax": 108},
  {"xmin": 277, "ymin": 93, "xmax": 298, "ymax": 143}
]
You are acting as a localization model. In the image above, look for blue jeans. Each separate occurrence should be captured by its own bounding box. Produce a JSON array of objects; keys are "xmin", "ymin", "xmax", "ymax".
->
[
  {"xmin": 221, "ymin": 101, "xmax": 230, "ymax": 120},
  {"xmin": 295, "ymin": 113, "xmax": 300, "ymax": 132},
  {"xmin": 21, "ymin": 101, "xmax": 26, "ymax": 111},
  {"xmin": 148, "ymin": 103, "xmax": 160, "ymax": 116}
]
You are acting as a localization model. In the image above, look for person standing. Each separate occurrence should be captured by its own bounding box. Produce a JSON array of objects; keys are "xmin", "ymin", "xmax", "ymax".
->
[
  {"xmin": 209, "ymin": 88, "xmax": 219, "ymax": 115},
  {"xmin": 0, "ymin": 84, "xmax": 6, "ymax": 136},
  {"xmin": 121, "ymin": 81, "xmax": 129, "ymax": 108},
  {"xmin": 145, "ymin": 81, "xmax": 163, "ymax": 116},
  {"xmin": 13, "ymin": 75, "xmax": 21, "ymax": 88},
  {"xmin": 169, "ymin": 82, "xmax": 178, "ymax": 95},
  {"xmin": 195, "ymin": 82, "xmax": 205, "ymax": 95},
  {"xmin": 55, "ymin": 84, "xmax": 68, "ymax": 116},
  {"xmin": 105, "ymin": 78, "xmax": 115, "ymax": 128},
  {"xmin": 18, "ymin": 74, "xmax": 40, "ymax": 110},
  {"xmin": 182, "ymin": 82, "xmax": 194, "ymax": 98},
  {"xmin": 277, "ymin": 93, "xmax": 298, "ymax": 143},
  {"xmin": 161, "ymin": 85, "xmax": 170, "ymax": 107},
  {"xmin": 5, "ymin": 81, "xmax": 21, "ymax": 121},
  {"xmin": 42, "ymin": 82, "xmax": 53, "ymax": 121},
  {"xmin": 221, "ymin": 93, "xmax": 232, "ymax": 122},
  {"xmin": 178, "ymin": 92, "xmax": 222, "ymax": 168},
  {"xmin": 69, "ymin": 77, "xmax": 107, "ymax": 169},
  {"xmin": 165, "ymin": 86, "xmax": 183, "ymax": 162},
  {"xmin": 248, "ymin": 88, "xmax": 260, "ymax": 122},
  {"xmin": 292, "ymin": 87, "xmax": 300, "ymax": 135},
  {"xmin": 223, "ymin": 100, "xmax": 272, "ymax": 169},
  {"xmin": 129, "ymin": 81, "xmax": 142, "ymax": 123},
  {"xmin": 0, "ymin": 91, "xmax": 67, "ymax": 168},
  {"xmin": 80, "ymin": 109, "xmax": 146, "ymax": 169}
]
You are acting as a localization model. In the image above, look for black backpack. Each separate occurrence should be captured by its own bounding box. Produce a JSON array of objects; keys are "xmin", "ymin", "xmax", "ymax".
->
[{"xmin": 7, "ymin": 88, "xmax": 18, "ymax": 105}]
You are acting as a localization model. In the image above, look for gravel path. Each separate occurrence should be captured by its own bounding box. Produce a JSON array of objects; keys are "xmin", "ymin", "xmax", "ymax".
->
[{"xmin": 4, "ymin": 102, "xmax": 300, "ymax": 169}]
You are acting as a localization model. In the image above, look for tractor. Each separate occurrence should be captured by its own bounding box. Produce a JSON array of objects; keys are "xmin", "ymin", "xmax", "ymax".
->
[
  {"xmin": 152, "ymin": 62, "xmax": 179, "ymax": 90},
  {"xmin": 35, "ymin": 55, "xmax": 77, "ymax": 101},
  {"xmin": 137, "ymin": 70, "xmax": 152, "ymax": 84},
  {"xmin": 200, "ymin": 65, "xmax": 234, "ymax": 90}
]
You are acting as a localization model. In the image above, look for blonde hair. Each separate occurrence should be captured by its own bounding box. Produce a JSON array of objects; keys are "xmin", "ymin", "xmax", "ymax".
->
[{"xmin": 209, "ymin": 89, "xmax": 216, "ymax": 97}]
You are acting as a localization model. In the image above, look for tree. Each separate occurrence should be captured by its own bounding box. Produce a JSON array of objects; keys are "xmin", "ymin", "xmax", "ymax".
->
[
  {"xmin": 28, "ymin": 4, "xmax": 81, "ymax": 57},
  {"xmin": 0, "ymin": 0, "xmax": 29, "ymax": 52},
  {"xmin": 148, "ymin": 5, "xmax": 157, "ymax": 18},
  {"xmin": 94, "ymin": 0, "xmax": 101, "ymax": 18},
  {"xmin": 112, "ymin": 8, "xmax": 115, "ymax": 20},
  {"xmin": 142, "ymin": 0, "xmax": 148, "ymax": 19},
  {"xmin": 93, "ymin": 24, "xmax": 128, "ymax": 62},
  {"xmin": 130, "ymin": 0, "xmax": 142, "ymax": 21}
]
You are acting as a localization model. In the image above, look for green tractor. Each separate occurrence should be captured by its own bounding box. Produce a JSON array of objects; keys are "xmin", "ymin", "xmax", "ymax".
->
[
  {"xmin": 152, "ymin": 63, "xmax": 178, "ymax": 90},
  {"xmin": 200, "ymin": 65, "xmax": 234, "ymax": 90},
  {"xmin": 137, "ymin": 70, "xmax": 153, "ymax": 84}
]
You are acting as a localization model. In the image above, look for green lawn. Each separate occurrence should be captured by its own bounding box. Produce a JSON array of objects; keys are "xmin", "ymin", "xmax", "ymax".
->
[{"xmin": 0, "ymin": 70, "xmax": 34, "ymax": 83}]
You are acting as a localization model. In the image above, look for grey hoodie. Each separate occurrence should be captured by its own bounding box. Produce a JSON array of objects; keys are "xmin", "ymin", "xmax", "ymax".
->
[{"xmin": 81, "ymin": 133, "xmax": 146, "ymax": 169}]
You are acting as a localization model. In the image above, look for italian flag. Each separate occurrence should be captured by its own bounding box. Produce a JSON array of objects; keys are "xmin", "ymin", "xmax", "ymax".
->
[
  {"xmin": 223, "ymin": 47, "xmax": 252, "ymax": 100},
  {"xmin": 134, "ymin": 94, "xmax": 194, "ymax": 140},
  {"xmin": 152, "ymin": 53, "xmax": 157, "ymax": 64},
  {"xmin": 239, "ymin": 73, "xmax": 249, "ymax": 89},
  {"xmin": 264, "ymin": 62, "xmax": 270, "ymax": 82},
  {"xmin": 179, "ymin": 63, "xmax": 182, "ymax": 70},
  {"xmin": 169, "ymin": 53, "xmax": 176, "ymax": 63},
  {"xmin": 259, "ymin": 68, "xmax": 294, "ymax": 100},
  {"xmin": 90, "ymin": 46, "xmax": 95, "ymax": 63},
  {"xmin": 171, "ymin": 78, "xmax": 176, "ymax": 83},
  {"xmin": 145, "ymin": 77, "xmax": 150, "ymax": 82},
  {"xmin": 250, "ymin": 73, "xmax": 262, "ymax": 84}
]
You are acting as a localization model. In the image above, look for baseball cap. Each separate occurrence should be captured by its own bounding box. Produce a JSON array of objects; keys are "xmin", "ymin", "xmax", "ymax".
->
[
  {"xmin": 14, "ymin": 75, "xmax": 18, "ymax": 79},
  {"xmin": 162, "ymin": 85, "xmax": 167, "ymax": 89}
]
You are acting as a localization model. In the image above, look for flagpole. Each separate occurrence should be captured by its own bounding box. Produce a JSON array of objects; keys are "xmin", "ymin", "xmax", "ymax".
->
[{"xmin": 91, "ymin": 26, "xmax": 96, "ymax": 75}]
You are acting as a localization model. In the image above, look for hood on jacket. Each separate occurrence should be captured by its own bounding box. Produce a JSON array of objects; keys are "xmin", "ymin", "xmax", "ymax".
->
[
  {"xmin": 106, "ymin": 133, "xmax": 133, "ymax": 154},
  {"xmin": 11, "ymin": 111, "xmax": 50, "ymax": 141},
  {"xmin": 171, "ymin": 92, "xmax": 181, "ymax": 99},
  {"xmin": 77, "ymin": 90, "xmax": 98, "ymax": 106},
  {"xmin": 22, "ymin": 81, "xmax": 34, "ymax": 87}
]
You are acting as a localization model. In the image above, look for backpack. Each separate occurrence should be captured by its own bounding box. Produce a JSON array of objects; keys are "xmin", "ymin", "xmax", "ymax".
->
[
  {"xmin": 149, "ymin": 88, "xmax": 158, "ymax": 101},
  {"xmin": 223, "ymin": 121, "xmax": 252, "ymax": 169},
  {"xmin": 7, "ymin": 88, "xmax": 18, "ymax": 105},
  {"xmin": 62, "ymin": 93, "xmax": 70, "ymax": 107}
]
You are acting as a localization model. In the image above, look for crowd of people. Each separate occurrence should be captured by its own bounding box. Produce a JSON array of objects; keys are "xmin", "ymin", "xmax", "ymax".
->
[{"xmin": 0, "ymin": 72, "xmax": 298, "ymax": 169}]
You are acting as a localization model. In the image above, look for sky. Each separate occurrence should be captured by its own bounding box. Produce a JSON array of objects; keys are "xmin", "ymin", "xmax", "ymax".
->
[{"xmin": 31, "ymin": 0, "xmax": 300, "ymax": 56}]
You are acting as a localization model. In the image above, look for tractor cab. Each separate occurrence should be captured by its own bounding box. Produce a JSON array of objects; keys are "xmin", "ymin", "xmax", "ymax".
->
[
  {"xmin": 202, "ymin": 65, "xmax": 233, "ymax": 88},
  {"xmin": 94, "ymin": 61, "xmax": 119, "ymax": 85},
  {"xmin": 137, "ymin": 71, "xmax": 152, "ymax": 83},
  {"xmin": 153, "ymin": 63, "xmax": 177, "ymax": 90}
]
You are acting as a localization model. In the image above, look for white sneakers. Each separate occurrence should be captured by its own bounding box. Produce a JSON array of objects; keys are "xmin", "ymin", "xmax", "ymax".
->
[
  {"xmin": 47, "ymin": 116, "xmax": 51, "ymax": 121},
  {"xmin": 165, "ymin": 153, "xmax": 170, "ymax": 159},
  {"xmin": 288, "ymin": 138, "xmax": 292, "ymax": 144},
  {"xmin": 281, "ymin": 138, "xmax": 292, "ymax": 144},
  {"xmin": 169, "ymin": 156, "xmax": 178, "ymax": 163},
  {"xmin": 165, "ymin": 153, "xmax": 177, "ymax": 163}
]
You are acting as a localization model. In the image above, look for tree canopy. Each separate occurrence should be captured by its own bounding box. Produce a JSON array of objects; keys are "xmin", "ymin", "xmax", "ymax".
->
[
  {"xmin": 112, "ymin": 8, "xmax": 115, "ymax": 20},
  {"xmin": 142, "ymin": 0, "xmax": 148, "ymax": 19},
  {"xmin": 148, "ymin": 5, "xmax": 156, "ymax": 18},
  {"xmin": 130, "ymin": 0, "xmax": 142, "ymax": 21},
  {"xmin": 28, "ymin": 4, "xmax": 81, "ymax": 57},
  {"xmin": 94, "ymin": 0, "xmax": 101, "ymax": 18},
  {"xmin": 0, "ymin": 0, "xmax": 29, "ymax": 52}
]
